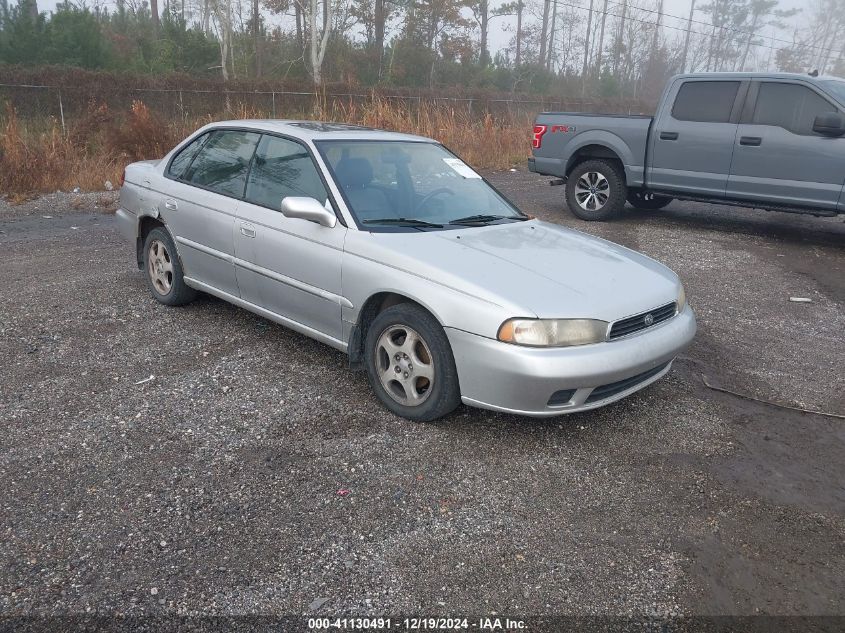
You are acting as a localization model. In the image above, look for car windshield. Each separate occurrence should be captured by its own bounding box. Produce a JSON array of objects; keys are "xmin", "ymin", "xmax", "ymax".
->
[
  {"xmin": 821, "ymin": 79, "xmax": 845, "ymax": 103},
  {"xmin": 315, "ymin": 140, "xmax": 526, "ymax": 230}
]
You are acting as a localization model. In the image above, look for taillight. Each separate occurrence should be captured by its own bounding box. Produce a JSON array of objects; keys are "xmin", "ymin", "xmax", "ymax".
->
[{"xmin": 532, "ymin": 124, "xmax": 547, "ymax": 149}]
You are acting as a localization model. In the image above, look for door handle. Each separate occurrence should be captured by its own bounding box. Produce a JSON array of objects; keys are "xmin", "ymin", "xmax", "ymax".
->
[
  {"xmin": 740, "ymin": 136, "xmax": 762, "ymax": 146},
  {"xmin": 164, "ymin": 199, "xmax": 178, "ymax": 211},
  {"xmin": 240, "ymin": 223, "xmax": 256, "ymax": 238},
  {"xmin": 659, "ymin": 131, "xmax": 679, "ymax": 141}
]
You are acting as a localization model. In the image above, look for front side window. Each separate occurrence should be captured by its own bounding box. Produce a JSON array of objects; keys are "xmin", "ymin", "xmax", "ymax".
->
[
  {"xmin": 752, "ymin": 82, "xmax": 838, "ymax": 135},
  {"xmin": 820, "ymin": 80, "xmax": 845, "ymax": 104},
  {"xmin": 245, "ymin": 135, "xmax": 329, "ymax": 209},
  {"xmin": 184, "ymin": 130, "xmax": 261, "ymax": 197},
  {"xmin": 316, "ymin": 140, "xmax": 524, "ymax": 231},
  {"xmin": 672, "ymin": 81, "xmax": 740, "ymax": 123}
]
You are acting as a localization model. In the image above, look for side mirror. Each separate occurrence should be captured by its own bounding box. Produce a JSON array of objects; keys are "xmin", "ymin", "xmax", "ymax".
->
[
  {"xmin": 813, "ymin": 112, "xmax": 845, "ymax": 137},
  {"xmin": 280, "ymin": 197, "xmax": 337, "ymax": 228}
]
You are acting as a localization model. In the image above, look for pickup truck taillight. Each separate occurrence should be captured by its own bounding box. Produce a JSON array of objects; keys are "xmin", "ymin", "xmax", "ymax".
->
[{"xmin": 532, "ymin": 124, "xmax": 547, "ymax": 149}]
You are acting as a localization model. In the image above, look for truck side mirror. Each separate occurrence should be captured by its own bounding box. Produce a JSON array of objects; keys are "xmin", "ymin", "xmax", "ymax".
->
[
  {"xmin": 813, "ymin": 112, "xmax": 845, "ymax": 137},
  {"xmin": 280, "ymin": 197, "xmax": 337, "ymax": 228}
]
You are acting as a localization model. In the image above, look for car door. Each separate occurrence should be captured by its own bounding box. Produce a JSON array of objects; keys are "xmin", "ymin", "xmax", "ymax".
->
[
  {"xmin": 163, "ymin": 129, "xmax": 261, "ymax": 298},
  {"xmin": 234, "ymin": 134, "xmax": 347, "ymax": 344},
  {"xmin": 648, "ymin": 78, "xmax": 746, "ymax": 197},
  {"xmin": 726, "ymin": 80, "xmax": 845, "ymax": 211}
]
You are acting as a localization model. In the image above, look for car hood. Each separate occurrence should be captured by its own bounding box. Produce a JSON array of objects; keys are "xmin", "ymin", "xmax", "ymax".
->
[{"xmin": 359, "ymin": 220, "xmax": 680, "ymax": 322}]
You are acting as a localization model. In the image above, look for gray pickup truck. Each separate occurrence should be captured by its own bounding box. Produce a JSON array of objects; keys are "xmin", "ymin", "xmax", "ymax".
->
[{"xmin": 529, "ymin": 72, "xmax": 845, "ymax": 220}]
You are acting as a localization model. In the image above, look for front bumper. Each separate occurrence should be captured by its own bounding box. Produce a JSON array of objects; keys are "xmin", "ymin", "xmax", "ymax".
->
[{"xmin": 445, "ymin": 305, "xmax": 696, "ymax": 417}]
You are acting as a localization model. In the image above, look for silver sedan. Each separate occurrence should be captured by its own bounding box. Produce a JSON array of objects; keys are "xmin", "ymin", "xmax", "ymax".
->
[{"xmin": 116, "ymin": 120, "xmax": 696, "ymax": 421}]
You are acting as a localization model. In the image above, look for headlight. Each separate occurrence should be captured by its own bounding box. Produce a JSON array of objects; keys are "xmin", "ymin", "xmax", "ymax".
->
[
  {"xmin": 677, "ymin": 284, "xmax": 687, "ymax": 312},
  {"xmin": 497, "ymin": 318, "xmax": 608, "ymax": 347}
]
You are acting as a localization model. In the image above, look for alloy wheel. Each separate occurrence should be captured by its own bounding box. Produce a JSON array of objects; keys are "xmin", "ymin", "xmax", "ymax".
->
[
  {"xmin": 147, "ymin": 239, "xmax": 174, "ymax": 296},
  {"xmin": 375, "ymin": 325, "xmax": 435, "ymax": 406},
  {"xmin": 574, "ymin": 171, "xmax": 610, "ymax": 211}
]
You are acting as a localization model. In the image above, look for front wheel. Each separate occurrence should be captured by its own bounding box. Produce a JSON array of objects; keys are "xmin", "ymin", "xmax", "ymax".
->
[
  {"xmin": 627, "ymin": 190, "xmax": 673, "ymax": 210},
  {"xmin": 364, "ymin": 303, "xmax": 461, "ymax": 422},
  {"xmin": 565, "ymin": 159, "xmax": 627, "ymax": 221}
]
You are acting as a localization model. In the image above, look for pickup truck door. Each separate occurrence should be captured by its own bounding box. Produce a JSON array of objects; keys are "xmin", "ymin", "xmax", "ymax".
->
[
  {"xmin": 647, "ymin": 79, "xmax": 746, "ymax": 197},
  {"xmin": 726, "ymin": 80, "xmax": 845, "ymax": 211},
  {"xmin": 233, "ymin": 134, "xmax": 347, "ymax": 346}
]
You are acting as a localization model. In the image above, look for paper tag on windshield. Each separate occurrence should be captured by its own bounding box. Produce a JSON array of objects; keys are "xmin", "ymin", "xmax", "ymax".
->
[{"xmin": 443, "ymin": 158, "xmax": 481, "ymax": 179}]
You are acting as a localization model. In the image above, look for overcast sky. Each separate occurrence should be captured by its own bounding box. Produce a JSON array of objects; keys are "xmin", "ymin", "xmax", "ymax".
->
[{"xmin": 32, "ymin": 0, "xmax": 816, "ymax": 67}]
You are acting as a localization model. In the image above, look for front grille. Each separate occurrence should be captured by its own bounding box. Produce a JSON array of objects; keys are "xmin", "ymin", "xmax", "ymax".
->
[
  {"xmin": 608, "ymin": 302, "xmax": 676, "ymax": 340},
  {"xmin": 585, "ymin": 362, "xmax": 670, "ymax": 404}
]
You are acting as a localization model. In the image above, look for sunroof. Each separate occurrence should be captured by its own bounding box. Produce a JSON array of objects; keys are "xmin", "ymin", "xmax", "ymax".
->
[{"xmin": 289, "ymin": 122, "xmax": 374, "ymax": 132}]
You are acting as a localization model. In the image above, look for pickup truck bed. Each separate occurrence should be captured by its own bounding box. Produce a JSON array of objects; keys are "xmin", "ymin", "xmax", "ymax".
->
[{"xmin": 530, "ymin": 113, "xmax": 653, "ymax": 190}]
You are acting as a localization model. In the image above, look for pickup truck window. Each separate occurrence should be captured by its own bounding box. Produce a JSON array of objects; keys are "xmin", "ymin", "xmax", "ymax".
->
[
  {"xmin": 671, "ymin": 81, "xmax": 740, "ymax": 123},
  {"xmin": 821, "ymin": 80, "xmax": 845, "ymax": 102},
  {"xmin": 752, "ymin": 82, "xmax": 838, "ymax": 136}
]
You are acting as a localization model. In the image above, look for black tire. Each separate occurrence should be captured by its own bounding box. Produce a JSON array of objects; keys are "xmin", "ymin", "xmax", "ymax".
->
[
  {"xmin": 142, "ymin": 226, "xmax": 197, "ymax": 306},
  {"xmin": 627, "ymin": 190, "xmax": 673, "ymax": 210},
  {"xmin": 565, "ymin": 159, "xmax": 627, "ymax": 221},
  {"xmin": 364, "ymin": 303, "xmax": 461, "ymax": 422}
]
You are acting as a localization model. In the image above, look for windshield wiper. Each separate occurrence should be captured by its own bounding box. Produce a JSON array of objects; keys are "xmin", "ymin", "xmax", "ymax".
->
[
  {"xmin": 448, "ymin": 214, "xmax": 528, "ymax": 225},
  {"xmin": 362, "ymin": 218, "xmax": 444, "ymax": 228}
]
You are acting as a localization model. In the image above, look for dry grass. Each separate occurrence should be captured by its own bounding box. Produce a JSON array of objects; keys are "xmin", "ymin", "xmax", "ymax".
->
[
  {"xmin": 330, "ymin": 97, "xmax": 529, "ymax": 170},
  {"xmin": 0, "ymin": 97, "xmax": 529, "ymax": 198}
]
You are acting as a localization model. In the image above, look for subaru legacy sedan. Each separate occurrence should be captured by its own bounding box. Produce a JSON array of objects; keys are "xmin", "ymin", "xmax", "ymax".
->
[{"xmin": 116, "ymin": 120, "xmax": 696, "ymax": 421}]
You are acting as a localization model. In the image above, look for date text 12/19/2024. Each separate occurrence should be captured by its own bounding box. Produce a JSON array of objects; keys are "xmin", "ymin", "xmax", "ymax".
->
[{"xmin": 308, "ymin": 617, "xmax": 528, "ymax": 630}]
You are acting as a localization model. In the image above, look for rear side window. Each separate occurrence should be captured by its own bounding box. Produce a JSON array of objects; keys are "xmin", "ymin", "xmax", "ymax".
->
[
  {"xmin": 184, "ymin": 130, "xmax": 261, "ymax": 197},
  {"xmin": 752, "ymin": 82, "xmax": 838, "ymax": 135},
  {"xmin": 167, "ymin": 133, "xmax": 209, "ymax": 179},
  {"xmin": 245, "ymin": 135, "xmax": 329, "ymax": 209},
  {"xmin": 672, "ymin": 81, "xmax": 740, "ymax": 123}
]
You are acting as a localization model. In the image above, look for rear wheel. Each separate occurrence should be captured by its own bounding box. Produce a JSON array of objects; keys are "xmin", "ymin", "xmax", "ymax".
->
[
  {"xmin": 565, "ymin": 159, "xmax": 626, "ymax": 221},
  {"xmin": 627, "ymin": 190, "xmax": 673, "ymax": 210},
  {"xmin": 143, "ymin": 226, "xmax": 197, "ymax": 306},
  {"xmin": 364, "ymin": 303, "xmax": 461, "ymax": 422}
]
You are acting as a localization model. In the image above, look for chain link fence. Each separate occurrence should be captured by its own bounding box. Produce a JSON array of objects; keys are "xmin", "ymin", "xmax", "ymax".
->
[{"xmin": 0, "ymin": 82, "xmax": 651, "ymax": 131}]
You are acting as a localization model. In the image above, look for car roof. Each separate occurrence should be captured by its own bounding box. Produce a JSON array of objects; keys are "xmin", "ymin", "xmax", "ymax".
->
[
  {"xmin": 671, "ymin": 71, "xmax": 843, "ymax": 84},
  {"xmin": 204, "ymin": 119, "xmax": 434, "ymax": 143}
]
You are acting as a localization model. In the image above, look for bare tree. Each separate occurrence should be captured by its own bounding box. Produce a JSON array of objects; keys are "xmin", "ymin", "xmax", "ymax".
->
[
  {"xmin": 613, "ymin": 0, "xmax": 627, "ymax": 74},
  {"xmin": 306, "ymin": 0, "xmax": 332, "ymax": 84},
  {"xmin": 538, "ymin": 0, "xmax": 550, "ymax": 65},
  {"xmin": 581, "ymin": 0, "xmax": 593, "ymax": 87},
  {"xmin": 594, "ymin": 0, "xmax": 607, "ymax": 72},
  {"xmin": 680, "ymin": 0, "xmax": 695, "ymax": 72},
  {"xmin": 210, "ymin": 0, "xmax": 233, "ymax": 79},
  {"xmin": 253, "ymin": 0, "xmax": 261, "ymax": 76}
]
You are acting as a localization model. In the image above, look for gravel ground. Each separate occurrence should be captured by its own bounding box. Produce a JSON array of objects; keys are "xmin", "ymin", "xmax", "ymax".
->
[{"xmin": 1, "ymin": 171, "xmax": 843, "ymax": 621}]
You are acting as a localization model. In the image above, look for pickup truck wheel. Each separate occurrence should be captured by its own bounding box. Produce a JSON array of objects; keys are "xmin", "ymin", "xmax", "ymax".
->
[
  {"xmin": 364, "ymin": 303, "xmax": 461, "ymax": 422},
  {"xmin": 143, "ymin": 227, "xmax": 197, "ymax": 306},
  {"xmin": 627, "ymin": 190, "xmax": 673, "ymax": 210},
  {"xmin": 566, "ymin": 160, "xmax": 626, "ymax": 221}
]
